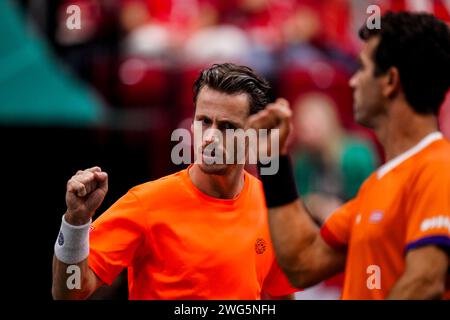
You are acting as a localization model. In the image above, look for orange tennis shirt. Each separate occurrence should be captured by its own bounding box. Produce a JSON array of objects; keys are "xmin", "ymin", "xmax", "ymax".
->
[
  {"xmin": 321, "ymin": 132, "xmax": 450, "ymax": 299},
  {"xmin": 88, "ymin": 166, "xmax": 296, "ymax": 299}
]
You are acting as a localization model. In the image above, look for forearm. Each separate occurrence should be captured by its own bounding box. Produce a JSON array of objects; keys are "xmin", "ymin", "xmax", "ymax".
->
[
  {"xmin": 268, "ymin": 200, "xmax": 343, "ymax": 288},
  {"xmin": 269, "ymin": 200, "xmax": 317, "ymax": 270},
  {"xmin": 52, "ymin": 213, "xmax": 101, "ymax": 299},
  {"xmin": 388, "ymin": 274, "xmax": 446, "ymax": 300},
  {"xmin": 388, "ymin": 246, "xmax": 448, "ymax": 300},
  {"xmin": 52, "ymin": 256, "xmax": 98, "ymax": 299}
]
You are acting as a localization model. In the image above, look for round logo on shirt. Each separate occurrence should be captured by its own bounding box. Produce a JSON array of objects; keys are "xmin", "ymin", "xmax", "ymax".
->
[{"xmin": 255, "ymin": 238, "xmax": 266, "ymax": 254}]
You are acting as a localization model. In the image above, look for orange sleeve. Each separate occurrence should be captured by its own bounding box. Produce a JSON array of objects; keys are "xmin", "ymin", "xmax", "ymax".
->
[
  {"xmin": 405, "ymin": 162, "xmax": 450, "ymax": 253},
  {"xmin": 320, "ymin": 199, "xmax": 358, "ymax": 251},
  {"xmin": 261, "ymin": 258, "xmax": 298, "ymax": 297},
  {"xmin": 88, "ymin": 190, "xmax": 148, "ymax": 285}
]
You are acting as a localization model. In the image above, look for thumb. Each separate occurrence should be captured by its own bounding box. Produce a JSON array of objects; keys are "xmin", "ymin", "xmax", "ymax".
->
[{"xmin": 94, "ymin": 171, "xmax": 108, "ymax": 192}]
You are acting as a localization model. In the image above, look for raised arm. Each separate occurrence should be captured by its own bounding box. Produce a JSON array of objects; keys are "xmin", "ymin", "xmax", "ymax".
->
[
  {"xmin": 52, "ymin": 167, "xmax": 108, "ymax": 299},
  {"xmin": 268, "ymin": 199, "xmax": 346, "ymax": 288},
  {"xmin": 248, "ymin": 99, "xmax": 346, "ymax": 288}
]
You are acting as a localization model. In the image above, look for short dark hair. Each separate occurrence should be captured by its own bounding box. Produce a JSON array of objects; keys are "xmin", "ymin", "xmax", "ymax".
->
[
  {"xmin": 193, "ymin": 63, "xmax": 271, "ymax": 115},
  {"xmin": 359, "ymin": 11, "xmax": 450, "ymax": 115}
]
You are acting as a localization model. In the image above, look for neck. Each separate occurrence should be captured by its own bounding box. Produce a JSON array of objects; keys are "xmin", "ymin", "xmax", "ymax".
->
[
  {"xmin": 374, "ymin": 100, "xmax": 438, "ymax": 161},
  {"xmin": 188, "ymin": 165, "xmax": 245, "ymax": 199}
]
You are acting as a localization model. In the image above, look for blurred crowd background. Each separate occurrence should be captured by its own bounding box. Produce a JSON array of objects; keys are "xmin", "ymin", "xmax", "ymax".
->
[{"xmin": 1, "ymin": 0, "xmax": 449, "ymax": 299}]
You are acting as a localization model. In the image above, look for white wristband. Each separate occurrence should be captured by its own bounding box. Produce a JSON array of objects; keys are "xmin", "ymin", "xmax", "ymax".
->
[{"xmin": 54, "ymin": 215, "xmax": 91, "ymax": 264}]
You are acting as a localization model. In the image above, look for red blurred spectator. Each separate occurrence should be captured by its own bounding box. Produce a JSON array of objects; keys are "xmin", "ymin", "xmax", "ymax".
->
[{"xmin": 283, "ymin": 0, "xmax": 355, "ymax": 55}]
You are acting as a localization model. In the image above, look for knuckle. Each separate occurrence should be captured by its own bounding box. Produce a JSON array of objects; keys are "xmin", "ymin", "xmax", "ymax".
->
[
  {"xmin": 72, "ymin": 176, "xmax": 83, "ymax": 184},
  {"xmin": 79, "ymin": 172, "xmax": 93, "ymax": 183}
]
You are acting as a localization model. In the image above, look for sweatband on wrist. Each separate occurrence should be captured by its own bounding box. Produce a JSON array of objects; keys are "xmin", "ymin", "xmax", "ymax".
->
[
  {"xmin": 54, "ymin": 215, "xmax": 91, "ymax": 264},
  {"xmin": 258, "ymin": 155, "xmax": 299, "ymax": 208}
]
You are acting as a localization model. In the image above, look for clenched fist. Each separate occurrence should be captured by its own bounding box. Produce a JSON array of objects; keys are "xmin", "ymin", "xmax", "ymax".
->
[
  {"xmin": 65, "ymin": 166, "xmax": 108, "ymax": 225},
  {"xmin": 247, "ymin": 98, "xmax": 293, "ymax": 156}
]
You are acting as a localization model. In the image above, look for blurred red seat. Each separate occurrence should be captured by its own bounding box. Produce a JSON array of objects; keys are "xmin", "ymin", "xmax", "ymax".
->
[{"xmin": 118, "ymin": 57, "xmax": 171, "ymax": 108}]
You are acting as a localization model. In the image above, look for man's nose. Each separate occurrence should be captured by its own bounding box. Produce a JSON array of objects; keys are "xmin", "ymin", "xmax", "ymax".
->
[{"xmin": 203, "ymin": 127, "xmax": 220, "ymax": 145}]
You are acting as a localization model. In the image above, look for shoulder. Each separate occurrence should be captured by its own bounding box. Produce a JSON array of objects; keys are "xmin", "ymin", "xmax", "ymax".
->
[
  {"xmin": 128, "ymin": 169, "xmax": 187, "ymax": 207},
  {"xmin": 246, "ymin": 170, "xmax": 262, "ymax": 185},
  {"xmin": 411, "ymin": 138, "xmax": 450, "ymax": 183},
  {"xmin": 417, "ymin": 138, "xmax": 450, "ymax": 171},
  {"xmin": 245, "ymin": 170, "xmax": 264, "ymax": 193},
  {"xmin": 421, "ymin": 138, "xmax": 450, "ymax": 163},
  {"xmin": 241, "ymin": 171, "xmax": 268, "ymax": 209}
]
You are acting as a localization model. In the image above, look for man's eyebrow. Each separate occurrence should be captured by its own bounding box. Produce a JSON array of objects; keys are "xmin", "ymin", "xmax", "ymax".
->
[
  {"xmin": 194, "ymin": 114, "xmax": 210, "ymax": 119},
  {"xmin": 193, "ymin": 115, "xmax": 241, "ymax": 128},
  {"xmin": 218, "ymin": 119, "xmax": 242, "ymax": 128}
]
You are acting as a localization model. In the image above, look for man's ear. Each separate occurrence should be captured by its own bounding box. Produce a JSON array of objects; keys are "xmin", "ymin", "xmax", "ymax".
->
[{"xmin": 382, "ymin": 66, "xmax": 400, "ymax": 98}]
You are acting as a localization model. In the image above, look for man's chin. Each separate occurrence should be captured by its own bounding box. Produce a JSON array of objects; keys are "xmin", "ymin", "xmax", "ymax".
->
[
  {"xmin": 198, "ymin": 162, "xmax": 229, "ymax": 175},
  {"xmin": 354, "ymin": 109, "xmax": 373, "ymax": 129},
  {"xmin": 355, "ymin": 114, "xmax": 375, "ymax": 129}
]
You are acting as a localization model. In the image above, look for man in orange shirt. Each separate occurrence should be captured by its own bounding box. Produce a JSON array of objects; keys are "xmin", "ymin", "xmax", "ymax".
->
[
  {"xmin": 51, "ymin": 63, "xmax": 296, "ymax": 299},
  {"xmin": 249, "ymin": 12, "xmax": 450, "ymax": 299}
]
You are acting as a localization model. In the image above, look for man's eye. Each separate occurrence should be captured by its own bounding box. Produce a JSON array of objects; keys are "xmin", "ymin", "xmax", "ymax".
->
[
  {"xmin": 201, "ymin": 118, "xmax": 212, "ymax": 125},
  {"xmin": 221, "ymin": 123, "xmax": 235, "ymax": 130}
]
